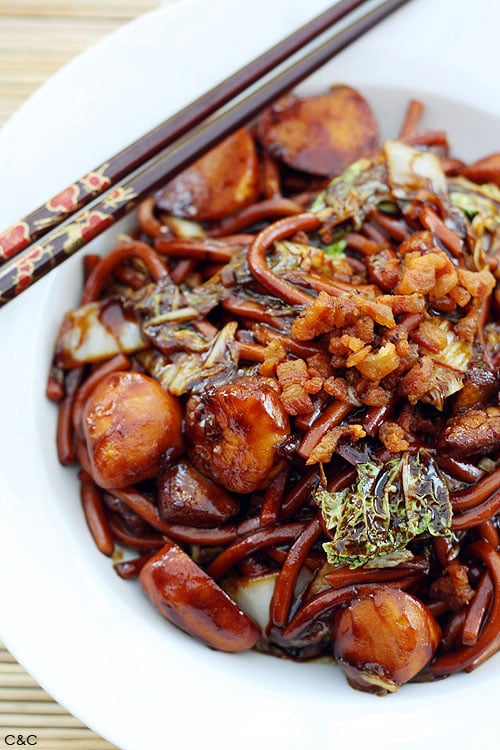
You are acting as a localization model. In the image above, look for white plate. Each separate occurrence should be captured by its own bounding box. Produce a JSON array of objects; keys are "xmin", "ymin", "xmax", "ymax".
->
[{"xmin": 0, "ymin": 1, "xmax": 499, "ymax": 748}]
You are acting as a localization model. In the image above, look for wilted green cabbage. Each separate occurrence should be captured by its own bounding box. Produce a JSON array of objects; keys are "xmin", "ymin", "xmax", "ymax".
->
[
  {"xmin": 312, "ymin": 156, "xmax": 389, "ymax": 229},
  {"xmin": 315, "ymin": 450, "xmax": 452, "ymax": 569}
]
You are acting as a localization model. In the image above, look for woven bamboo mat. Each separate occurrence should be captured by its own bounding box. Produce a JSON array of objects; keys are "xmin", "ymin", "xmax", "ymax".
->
[
  {"xmin": 0, "ymin": 4, "xmax": 175, "ymax": 747},
  {"xmin": 0, "ymin": 641, "xmax": 118, "ymax": 748},
  {"xmin": 0, "ymin": 1, "xmax": 163, "ymax": 127}
]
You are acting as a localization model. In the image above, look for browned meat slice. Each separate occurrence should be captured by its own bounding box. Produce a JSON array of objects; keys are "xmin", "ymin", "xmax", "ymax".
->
[
  {"xmin": 460, "ymin": 153, "xmax": 500, "ymax": 187},
  {"xmin": 155, "ymin": 127, "xmax": 259, "ymax": 221},
  {"xmin": 257, "ymin": 85, "xmax": 379, "ymax": 177},
  {"xmin": 453, "ymin": 362, "xmax": 499, "ymax": 411},
  {"xmin": 438, "ymin": 408, "xmax": 500, "ymax": 458}
]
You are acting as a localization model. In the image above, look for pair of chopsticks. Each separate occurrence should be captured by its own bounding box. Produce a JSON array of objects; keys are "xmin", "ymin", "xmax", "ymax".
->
[{"xmin": 0, "ymin": 0, "xmax": 412, "ymax": 308}]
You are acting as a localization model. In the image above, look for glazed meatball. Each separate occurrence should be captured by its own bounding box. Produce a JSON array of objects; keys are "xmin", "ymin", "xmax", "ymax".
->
[
  {"xmin": 185, "ymin": 376, "xmax": 290, "ymax": 494},
  {"xmin": 333, "ymin": 588, "xmax": 441, "ymax": 695},
  {"xmin": 82, "ymin": 371, "xmax": 183, "ymax": 489}
]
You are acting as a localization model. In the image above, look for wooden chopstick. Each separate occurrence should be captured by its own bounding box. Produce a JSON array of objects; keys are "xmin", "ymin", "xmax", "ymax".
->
[
  {"xmin": 0, "ymin": 0, "xmax": 412, "ymax": 308},
  {"xmin": 0, "ymin": 0, "xmax": 368, "ymax": 267}
]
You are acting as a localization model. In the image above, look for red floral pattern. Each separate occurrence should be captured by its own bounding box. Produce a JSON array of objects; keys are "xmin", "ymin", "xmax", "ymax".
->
[
  {"xmin": 10, "ymin": 209, "xmax": 115, "ymax": 293},
  {"xmin": 80, "ymin": 169, "xmax": 112, "ymax": 193},
  {"xmin": 46, "ymin": 185, "xmax": 80, "ymax": 213},
  {"xmin": 2, "ymin": 162, "xmax": 134, "ymax": 302},
  {"xmin": 102, "ymin": 185, "xmax": 137, "ymax": 209},
  {"xmin": 79, "ymin": 211, "xmax": 114, "ymax": 244},
  {"xmin": 14, "ymin": 243, "xmax": 53, "ymax": 293},
  {"xmin": 0, "ymin": 221, "xmax": 30, "ymax": 261}
]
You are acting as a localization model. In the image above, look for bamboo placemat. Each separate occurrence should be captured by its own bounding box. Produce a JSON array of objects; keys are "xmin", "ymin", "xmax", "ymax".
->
[
  {"xmin": 0, "ymin": 1, "xmax": 164, "ymax": 127},
  {"xmin": 0, "ymin": 640, "xmax": 118, "ymax": 749},
  {"xmin": 0, "ymin": 4, "xmax": 173, "ymax": 747}
]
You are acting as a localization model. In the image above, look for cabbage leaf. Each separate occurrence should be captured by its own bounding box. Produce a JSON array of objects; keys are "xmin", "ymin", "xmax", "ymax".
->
[
  {"xmin": 312, "ymin": 156, "xmax": 389, "ymax": 229},
  {"xmin": 315, "ymin": 449, "xmax": 452, "ymax": 569}
]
